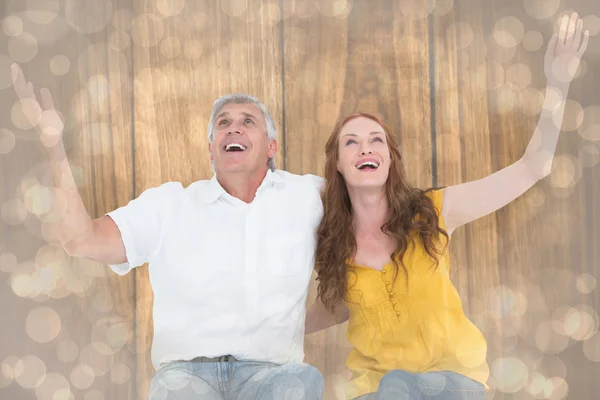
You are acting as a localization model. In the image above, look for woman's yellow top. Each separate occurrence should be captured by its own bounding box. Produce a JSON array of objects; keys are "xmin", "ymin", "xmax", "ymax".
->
[{"xmin": 344, "ymin": 189, "xmax": 489, "ymax": 399}]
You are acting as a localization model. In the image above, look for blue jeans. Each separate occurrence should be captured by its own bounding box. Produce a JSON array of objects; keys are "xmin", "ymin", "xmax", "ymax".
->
[
  {"xmin": 353, "ymin": 370, "xmax": 486, "ymax": 400},
  {"xmin": 147, "ymin": 356, "xmax": 324, "ymax": 400}
]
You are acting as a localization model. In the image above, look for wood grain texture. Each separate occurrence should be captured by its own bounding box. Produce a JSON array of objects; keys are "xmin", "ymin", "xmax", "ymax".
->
[
  {"xmin": 481, "ymin": 2, "xmax": 566, "ymax": 397},
  {"xmin": 0, "ymin": 0, "xmax": 137, "ymax": 399},
  {"xmin": 478, "ymin": 1, "xmax": 599, "ymax": 398},
  {"xmin": 60, "ymin": 0, "xmax": 138, "ymax": 397},
  {"xmin": 430, "ymin": 0, "xmax": 472, "ymax": 322},
  {"xmin": 75, "ymin": 8, "xmax": 137, "ymax": 400},
  {"xmin": 130, "ymin": 0, "xmax": 284, "ymax": 395},
  {"xmin": 284, "ymin": 1, "xmax": 433, "ymax": 398},
  {"xmin": 579, "ymin": 1, "xmax": 600, "ymax": 389},
  {"xmin": 2, "ymin": 1, "xmax": 600, "ymax": 399},
  {"xmin": 282, "ymin": 4, "xmax": 351, "ymax": 398},
  {"xmin": 453, "ymin": 0, "xmax": 504, "ymax": 376}
]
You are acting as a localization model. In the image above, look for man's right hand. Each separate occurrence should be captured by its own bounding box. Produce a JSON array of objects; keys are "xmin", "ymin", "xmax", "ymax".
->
[
  {"xmin": 12, "ymin": 63, "xmax": 64, "ymax": 148},
  {"xmin": 11, "ymin": 63, "xmax": 128, "ymax": 267}
]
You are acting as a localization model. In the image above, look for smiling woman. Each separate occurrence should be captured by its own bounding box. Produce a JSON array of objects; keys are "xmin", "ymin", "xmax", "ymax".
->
[
  {"xmin": 306, "ymin": 10, "xmax": 591, "ymax": 400},
  {"xmin": 314, "ymin": 111, "xmax": 448, "ymax": 307},
  {"xmin": 338, "ymin": 118, "xmax": 390, "ymax": 184}
]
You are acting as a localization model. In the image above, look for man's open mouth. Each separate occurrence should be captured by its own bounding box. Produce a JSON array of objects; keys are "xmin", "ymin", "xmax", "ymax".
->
[{"xmin": 224, "ymin": 143, "xmax": 247, "ymax": 152}]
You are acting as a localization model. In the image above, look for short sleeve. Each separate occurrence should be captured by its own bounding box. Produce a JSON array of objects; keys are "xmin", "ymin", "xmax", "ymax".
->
[
  {"xmin": 106, "ymin": 181, "xmax": 183, "ymax": 275},
  {"xmin": 308, "ymin": 174, "xmax": 325, "ymax": 191},
  {"xmin": 425, "ymin": 188, "xmax": 446, "ymax": 231}
]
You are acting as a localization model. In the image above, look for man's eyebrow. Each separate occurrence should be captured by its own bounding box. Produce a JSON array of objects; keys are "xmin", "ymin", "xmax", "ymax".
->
[
  {"xmin": 216, "ymin": 112, "xmax": 258, "ymax": 120},
  {"xmin": 242, "ymin": 112, "xmax": 256, "ymax": 118}
]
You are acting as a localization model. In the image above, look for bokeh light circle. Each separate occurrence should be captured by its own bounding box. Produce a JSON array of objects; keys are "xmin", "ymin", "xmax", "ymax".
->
[
  {"xmin": 8, "ymin": 32, "xmax": 39, "ymax": 63},
  {"xmin": 64, "ymin": 0, "xmax": 113, "ymax": 34},
  {"xmin": 14, "ymin": 355, "xmax": 46, "ymax": 389},
  {"xmin": 26, "ymin": 306, "xmax": 61, "ymax": 343}
]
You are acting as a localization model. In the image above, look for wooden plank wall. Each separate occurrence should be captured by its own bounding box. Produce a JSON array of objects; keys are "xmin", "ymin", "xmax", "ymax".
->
[{"xmin": 1, "ymin": 0, "xmax": 599, "ymax": 399}]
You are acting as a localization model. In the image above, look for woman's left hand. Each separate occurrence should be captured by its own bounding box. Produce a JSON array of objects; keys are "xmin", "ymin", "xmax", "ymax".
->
[{"xmin": 544, "ymin": 12, "xmax": 589, "ymax": 87}]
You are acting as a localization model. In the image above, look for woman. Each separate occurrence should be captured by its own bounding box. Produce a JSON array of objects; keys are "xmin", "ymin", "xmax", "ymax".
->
[{"xmin": 306, "ymin": 13, "xmax": 589, "ymax": 400}]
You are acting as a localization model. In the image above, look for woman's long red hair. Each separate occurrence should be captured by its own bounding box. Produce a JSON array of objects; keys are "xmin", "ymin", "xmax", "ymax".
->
[{"xmin": 314, "ymin": 112, "xmax": 449, "ymax": 313}]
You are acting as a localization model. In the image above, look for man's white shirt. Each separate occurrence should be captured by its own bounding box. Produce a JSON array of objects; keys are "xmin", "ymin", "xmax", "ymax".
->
[{"xmin": 106, "ymin": 169, "xmax": 324, "ymax": 369}]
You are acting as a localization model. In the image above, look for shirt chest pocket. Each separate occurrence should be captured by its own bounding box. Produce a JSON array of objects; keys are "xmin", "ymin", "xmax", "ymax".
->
[{"xmin": 265, "ymin": 233, "xmax": 313, "ymax": 277}]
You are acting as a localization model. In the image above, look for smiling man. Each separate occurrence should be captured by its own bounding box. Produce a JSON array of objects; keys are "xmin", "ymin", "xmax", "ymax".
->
[
  {"xmin": 105, "ymin": 94, "xmax": 327, "ymax": 400},
  {"xmin": 12, "ymin": 61, "xmax": 326, "ymax": 400}
]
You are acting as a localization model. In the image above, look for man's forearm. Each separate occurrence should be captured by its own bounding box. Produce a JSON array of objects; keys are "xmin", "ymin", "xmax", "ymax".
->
[{"xmin": 45, "ymin": 142, "xmax": 95, "ymax": 253}]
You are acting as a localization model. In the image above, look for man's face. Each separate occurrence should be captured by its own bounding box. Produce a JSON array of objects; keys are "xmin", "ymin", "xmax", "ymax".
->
[{"xmin": 209, "ymin": 103, "xmax": 276, "ymax": 174}]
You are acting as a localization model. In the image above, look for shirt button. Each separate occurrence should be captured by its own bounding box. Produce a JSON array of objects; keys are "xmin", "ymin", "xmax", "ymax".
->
[
  {"xmin": 396, "ymin": 312, "xmax": 401, "ymax": 316},
  {"xmin": 382, "ymin": 270, "xmax": 386, "ymax": 274}
]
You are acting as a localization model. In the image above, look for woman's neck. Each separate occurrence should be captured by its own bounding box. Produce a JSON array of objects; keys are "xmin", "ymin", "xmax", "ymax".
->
[{"xmin": 347, "ymin": 186, "xmax": 389, "ymax": 233}]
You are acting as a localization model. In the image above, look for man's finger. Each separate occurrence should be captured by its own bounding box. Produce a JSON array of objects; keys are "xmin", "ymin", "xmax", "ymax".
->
[
  {"xmin": 27, "ymin": 82, "xmax": 38, "ymax": 102},
  {"xmin": 40, "ymin": 88, "xmax": 55, "ymax": 110},
  {"xmin": 545, "ymin": 33, "xmax": 558, "ymax": 57},
  {"xmin": 11, "ymin": 63, "xmax": 35, "ymax": 101}
]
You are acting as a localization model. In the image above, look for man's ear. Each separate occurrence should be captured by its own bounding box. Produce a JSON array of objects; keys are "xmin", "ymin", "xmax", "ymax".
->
[{"xmin": 268, "ymin": 139, "xmax": 277, "ymax": 159}]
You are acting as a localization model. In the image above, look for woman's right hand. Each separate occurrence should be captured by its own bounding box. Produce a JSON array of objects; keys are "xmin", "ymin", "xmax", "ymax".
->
[{"xmin": 11, "ymin": 63, "xmax": 64, "ymax": 148}]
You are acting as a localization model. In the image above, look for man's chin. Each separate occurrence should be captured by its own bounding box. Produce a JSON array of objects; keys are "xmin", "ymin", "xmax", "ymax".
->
[
  {"xmin": 216, "ymin": 161, "xmax": 251, "ymax": 174},
  {"xmin": 215, "ymin": 158, "xmax": 271, "ymax": 176}
]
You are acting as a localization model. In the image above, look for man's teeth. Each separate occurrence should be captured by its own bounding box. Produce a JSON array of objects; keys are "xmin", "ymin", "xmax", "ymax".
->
[
  {"xmin": 357, "ymin": 161, "xmax": 379, "ymax": 169},
  {"xmin": 225, "ymin": 143, "xmax": 247, "ymax": 151}
]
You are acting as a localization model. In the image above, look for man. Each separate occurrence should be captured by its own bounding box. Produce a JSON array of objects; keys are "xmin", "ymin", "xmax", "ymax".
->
[{"xmin": 12, "ymin": 64, "xmax": 324, "ymax": 400}]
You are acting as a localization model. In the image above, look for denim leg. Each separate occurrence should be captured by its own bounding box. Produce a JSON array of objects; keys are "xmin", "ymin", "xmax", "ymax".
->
[
  {"xmin": 352, "ymin": 394, "xmax": 377, "ymax": 400},
  {"xmin": 147, "ymin": 361, "xmax": 223, "ymax": 400},
  {"xmin": 232, "ymin": 362, "xmax": 324, "ymax": 400},
  {"xmin": 374, "ymin": 370, "xmax": 413, "ymax": 400},
  {"xmin": 434, "ymin": 371, "xmax": 487, "ymax": 399},
  {"xmin": 375, "ymin": 370, "xmax": 486, "ymax": 400}
]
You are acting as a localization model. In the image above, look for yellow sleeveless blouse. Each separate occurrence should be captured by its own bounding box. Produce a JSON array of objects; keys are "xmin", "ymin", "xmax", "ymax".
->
[{"xmin": 343, "ymin": 189, "xmax": 489, "ymax": 399}]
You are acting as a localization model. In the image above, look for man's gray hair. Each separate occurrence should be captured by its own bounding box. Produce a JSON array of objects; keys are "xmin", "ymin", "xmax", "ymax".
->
[{"xmin": 207, "ymin": 93, "xmax": 277, "ymax": 172}]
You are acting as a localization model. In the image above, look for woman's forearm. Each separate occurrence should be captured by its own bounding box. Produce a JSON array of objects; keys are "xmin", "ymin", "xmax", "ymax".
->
[{"xmin": 522, "ymin": 83, "xmax": 570, "ymax": 179}]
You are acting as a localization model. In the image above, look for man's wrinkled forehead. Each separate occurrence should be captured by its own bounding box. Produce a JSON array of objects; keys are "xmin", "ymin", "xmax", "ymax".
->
[
  {"xmin": 216, "ymin": 103, "xmax": 264, "ymax": 122},
  {"xmin": 216, "ymin": 110, "xmax": 260, "ymax": 121}
]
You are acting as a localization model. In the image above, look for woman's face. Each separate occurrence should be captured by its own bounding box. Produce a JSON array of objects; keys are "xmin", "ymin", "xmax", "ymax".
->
[{"xmin": 336, "ymin": 116, "xmax": 391, "ymax": 190}]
